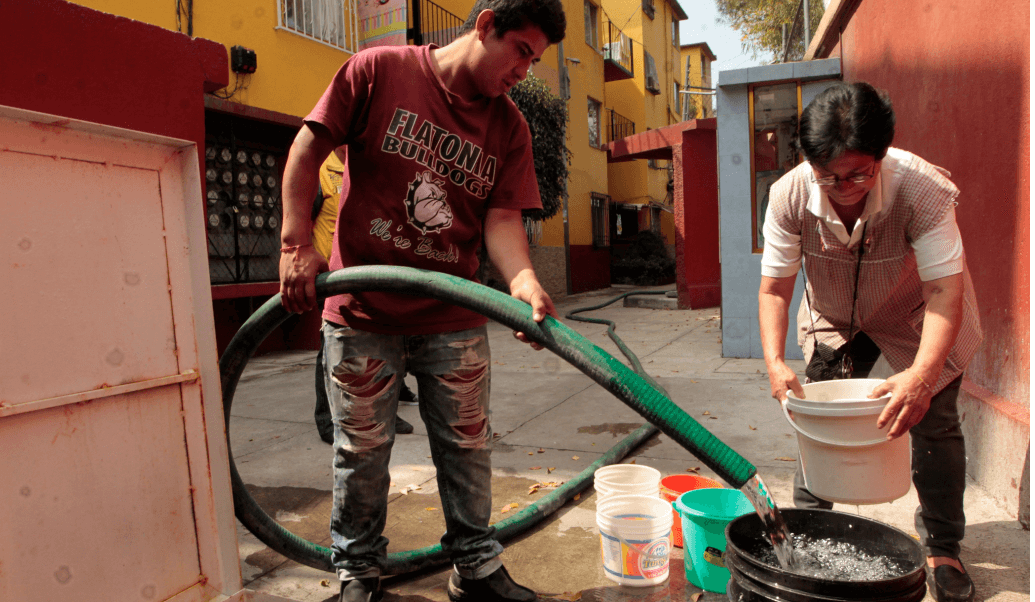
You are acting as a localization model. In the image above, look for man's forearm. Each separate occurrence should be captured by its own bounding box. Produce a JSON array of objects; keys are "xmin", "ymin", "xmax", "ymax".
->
[
  {"xmin": 484, "ymin": 209, "xmax": 535, "ymax": 287},
  {"xmin": 281, "ymin": 126, "xmax": 335, "ymax": 247}
]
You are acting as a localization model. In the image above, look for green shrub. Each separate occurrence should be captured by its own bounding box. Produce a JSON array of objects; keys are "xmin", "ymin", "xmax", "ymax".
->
[
  {"xmin": 611, "ymin": 231, "xmax": 676, "ymax": 286},
  {"xmin": 508, "ymin": 75, "xmax": 570, "ymax": 222}
]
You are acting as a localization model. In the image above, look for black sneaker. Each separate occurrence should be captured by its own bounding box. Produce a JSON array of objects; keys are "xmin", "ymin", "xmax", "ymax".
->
[
  {"xmin": 338, "ymin": 577, "xmax": 382, "ymax": 602},
  {"xmin": 447, "ymin": 565, "xmax": 536, "ymax": 602},
  {"xmin": 396, "ymin": 416, "xmax": 415, "ymax": 435},
  {"xmin": 399, "ymin": 383, "xmax": 418, "ymax": 406},
  {"xmin": 928, "ymin": 563, "xmax": 975, "ymax": 602}
]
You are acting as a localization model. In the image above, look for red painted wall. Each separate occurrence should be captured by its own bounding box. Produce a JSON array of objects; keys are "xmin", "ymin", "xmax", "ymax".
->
[
  {"xmin": 569, "ymin": 245, "xmax": 612, "ymax": 293},
  {"xmin": 0, "ymin": 0, "xmax": 228, "ymax": 185},
  {"xmin": 837, "ymin": 1, "xmax": 1030, "ymax": 406},
  {"xmin": 673, "ymin": 126, "xmax": 720, "ymax": 309}
]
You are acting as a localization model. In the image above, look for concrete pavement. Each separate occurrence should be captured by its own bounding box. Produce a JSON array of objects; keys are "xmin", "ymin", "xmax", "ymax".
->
[{"xmin": 227, "ymin": 286, "xmax": 1029, "ymax": 602}]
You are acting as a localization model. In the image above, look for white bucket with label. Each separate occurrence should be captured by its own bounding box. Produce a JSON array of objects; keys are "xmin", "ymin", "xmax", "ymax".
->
[
  {"xmin": 594, "ymin": 464, "xmax": 661, "ymax": 502},
  {"xmin": 783, "ymin": 379, "xmax": 910, "ymax": 504},
  {"xmin": 596, "ymin": 494, "xmax": 672, "ymax": 586}
]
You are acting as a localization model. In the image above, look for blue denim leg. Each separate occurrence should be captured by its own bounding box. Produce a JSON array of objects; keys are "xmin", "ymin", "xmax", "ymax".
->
[
  {"xmin": 406, "ymin": 325, "xmax": 504, "ymax": 580},
  {"xmin": 322, "ymin": 321, "xmax": 407, "ymax": 581}
]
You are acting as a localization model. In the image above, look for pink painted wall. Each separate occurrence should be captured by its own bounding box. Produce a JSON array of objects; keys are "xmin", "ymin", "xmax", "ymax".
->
[{"xmin": 836, "ymin": 1, "xmax": 1030, "ymax": 407}]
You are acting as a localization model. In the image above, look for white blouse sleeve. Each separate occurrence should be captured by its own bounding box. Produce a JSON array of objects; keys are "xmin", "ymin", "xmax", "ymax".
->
[
  {"xmin": 760, "ymin": 201, "xmax": 802, "ymax": 278},
  {"xmin": 913, "ymin": 206, "xmax": 964, "ymax": 281}
]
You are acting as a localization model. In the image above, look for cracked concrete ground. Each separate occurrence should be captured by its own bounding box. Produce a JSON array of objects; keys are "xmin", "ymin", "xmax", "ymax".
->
[{"xmin": 227, "ymin": 286, "xmax": 1029, "ymax": 602}]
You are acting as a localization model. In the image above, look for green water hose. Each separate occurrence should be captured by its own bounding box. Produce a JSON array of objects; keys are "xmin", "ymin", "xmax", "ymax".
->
[{"xmin": 219, "ymin": 265, "xmax": 757, "ymax": 574}]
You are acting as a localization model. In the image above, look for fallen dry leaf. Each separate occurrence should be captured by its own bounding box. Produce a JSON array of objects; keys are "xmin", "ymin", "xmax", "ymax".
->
[
  {"xmin": 686, "ymin": 466, "xmax": 701, "ymax": 473},
  {"xmin": 690, "ymin": 593, "xmax": 703, "ymax": 602},
  {"xmin": 554, "ymin": 592, "xmax": 583, "ymax": 601},
  {"xmin": 629, "ymin": 459, "xmax": 636, "ymax": 464},
  {"xmin": 709, "ymin": 416, "xmax": 718, "ymax": 420},
  {"xmin": 547, "ymin": 467, "xmax": 555, "ymax": 474},
  {"xmin": 703, "ymin": 411, "xmax": 711, "ymax": 415},
  {"xmin": 572, "ymin": 455, "xmax": 580, "ymax": 460},
  {"xmin": 528, "ymin": 452, "xmax": 534, "ymax": 456},
  {"xmin": 528, "ymin": 484, "xmax": 542, "ymax": 494},
  {"xmin": 749, "ymin": 425, "xmax": 757, "ymax": 430},
  {"xmin": 690, "ymin": 379, "xmax": 698, "ymax": 383},
  {"xmin": 320, "ymin": 579, "xmax": 330, "ymax": 587},
  {"xmin": 501, "ymin": 502, "xmax": 519, "ymax": 513},
  {"xmin": 538, "ymin": 448, "xmax": 546, "ymax": 453},
  {"xmin": 425, "ymin": 507, "xmax": 437, "ymax": 511},
  {"xmin": 574, "ymin": 493, "xmax": 581, "ymax": 501},
  {"xmin": 775, "ymin": 457, "xmax": 797, "ymax": 462},
  {"xmin": 530, "ymin": 466, "xmax": 542, "ymax": 470}
]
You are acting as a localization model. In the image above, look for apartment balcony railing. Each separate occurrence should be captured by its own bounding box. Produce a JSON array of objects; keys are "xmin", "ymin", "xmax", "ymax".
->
[
  {"xmin": 410, "ymin": 0, "xmax": 463, "ymax": 47},
  {"xmin": 603, "ymin": 21, "xmax": 634, "ymax": 82},
  {"xmin": 607, "ymin": 109, "xmax": 635, "ymax": 143}
]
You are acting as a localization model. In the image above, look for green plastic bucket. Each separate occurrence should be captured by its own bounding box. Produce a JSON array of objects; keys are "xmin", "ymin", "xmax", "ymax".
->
[{"xmin": 672, "ymin": 488, "xmax": 755, "ymax": 593}]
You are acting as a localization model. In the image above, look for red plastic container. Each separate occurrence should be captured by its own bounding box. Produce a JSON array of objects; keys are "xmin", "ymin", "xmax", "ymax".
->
[{"xmin": 660, "ymin": 474, "xmax": 722, "ymax": 547}]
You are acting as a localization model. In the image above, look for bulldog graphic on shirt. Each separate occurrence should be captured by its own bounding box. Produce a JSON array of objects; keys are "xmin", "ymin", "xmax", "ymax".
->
[{"xmin": 405, "ymin": 170, "xmax": 454, "ymax": 234}]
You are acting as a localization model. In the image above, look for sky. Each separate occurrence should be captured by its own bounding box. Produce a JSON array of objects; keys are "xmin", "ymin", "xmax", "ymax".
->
[{"xmin": 677, "ymin": 0, "xmax": 764, "ymax": 73}]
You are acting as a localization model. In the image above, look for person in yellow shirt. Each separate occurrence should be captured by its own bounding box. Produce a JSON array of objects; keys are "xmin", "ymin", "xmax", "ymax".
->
[{"xmin": 312, "ymin": 148, "xmax": 415, "ymax": 444}]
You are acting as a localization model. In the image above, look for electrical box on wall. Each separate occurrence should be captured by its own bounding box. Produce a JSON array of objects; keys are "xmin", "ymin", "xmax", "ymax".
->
[{"xmin": 230, "ymin": 45, "xmax": 257, "ymax": 73}]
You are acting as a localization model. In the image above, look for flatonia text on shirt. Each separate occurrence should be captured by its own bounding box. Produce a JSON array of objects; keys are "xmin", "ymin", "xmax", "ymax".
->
[{"xmin": 381, "ymin": 108, "xmax": 497, "ymax": 200}]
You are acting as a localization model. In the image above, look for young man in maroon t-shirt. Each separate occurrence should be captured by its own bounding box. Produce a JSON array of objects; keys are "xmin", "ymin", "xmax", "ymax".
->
[{"xmin": 278, "ymin": 0, "xmax": 565, "ymax": 599}]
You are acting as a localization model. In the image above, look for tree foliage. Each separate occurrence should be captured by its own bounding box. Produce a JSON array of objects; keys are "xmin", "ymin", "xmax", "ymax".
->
[
  {"xmin": 716, "ymin": 0, "xmax": 823, "ymax": 63},
  {"xmin": 507, "ymin": 74, "xmax": 571, "ymax": 222}
]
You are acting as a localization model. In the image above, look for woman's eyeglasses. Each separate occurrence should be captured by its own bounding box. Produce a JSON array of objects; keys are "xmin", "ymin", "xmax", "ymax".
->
[{"xmin": 810, "ymin": 162, "xmax": 878, "ymax": 187}]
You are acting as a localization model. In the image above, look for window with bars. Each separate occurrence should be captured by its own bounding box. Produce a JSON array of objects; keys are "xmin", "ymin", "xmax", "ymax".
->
[
  {"xmin": 644, "ymin": 51, "xmax": 660, "ymax": 94},
  {"xmin": 642, "ymin": 0, "xmax": 655, "ymax": 19},
  {"xmin": 584, "ymin": 0, "xmax": 599, "ymax": 49},
  {"xmin": 278, "ymin": 0, "xmax": 358, "ymax": 53},
  {"xmin": 591, "ymin": 193, "xmax": 610, "ymax": 248},
  {"xmin": 588, "ymin": 97, "xmax": 602, "ymax": 148}
]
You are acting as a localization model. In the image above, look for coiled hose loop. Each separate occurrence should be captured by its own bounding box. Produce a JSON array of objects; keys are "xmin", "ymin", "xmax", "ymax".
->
[{"xmin": 219, "ymin": 265, "xmax": 756, "ymax": 574}]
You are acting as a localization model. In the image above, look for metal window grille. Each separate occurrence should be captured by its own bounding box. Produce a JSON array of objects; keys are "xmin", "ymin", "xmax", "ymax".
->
[
  {"xmin": 413, "ymin": 0, "xmax": 463, "ymax": 47},
  {"xmin": 607, "ymin": 109, "xmax": 635, "ymax": 143},
  {"xmin": 204, "ymin": 114, "xmax": 290, "ymax": 284},
  {"xmin": 650, "ymin": 206, "xmax": 661, "ymax": 234},
  {"xmin": 591, "ymin": 193, "xmax": 610, "ymax": 248},
  {"xmin": 278, "ymin": 0, "xmax": 358, "ymax": 53}
]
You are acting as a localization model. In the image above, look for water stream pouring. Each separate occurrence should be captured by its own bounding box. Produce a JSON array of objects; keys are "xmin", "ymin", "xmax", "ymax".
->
[{"xmin": 219, "ymin": 266, "xmax": 790, "ymax": 575}]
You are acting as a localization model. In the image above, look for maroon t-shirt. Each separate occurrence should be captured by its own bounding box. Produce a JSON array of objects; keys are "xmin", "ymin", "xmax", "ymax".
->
[{"xmin": 305, "ymin": 45, "xmax": 542, "ymax": 334}]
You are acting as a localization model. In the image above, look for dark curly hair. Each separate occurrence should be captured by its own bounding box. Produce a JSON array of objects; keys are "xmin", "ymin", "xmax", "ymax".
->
[
  {"xmin": 797, "ymin": 82, "xmax": 896, "ymax": 165},
  {"xmin": 458, "ymin": 0, "xmax": 566, "ymax": 45}
]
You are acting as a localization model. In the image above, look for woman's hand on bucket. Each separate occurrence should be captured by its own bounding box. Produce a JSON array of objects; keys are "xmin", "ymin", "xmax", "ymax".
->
[
  {"xmin": 767, "ymin": 361, "xmax": 805, "ymax": 402},
  {"xmin": 872, "ymin": 372, "xmax": 933, "ymax": 439}
]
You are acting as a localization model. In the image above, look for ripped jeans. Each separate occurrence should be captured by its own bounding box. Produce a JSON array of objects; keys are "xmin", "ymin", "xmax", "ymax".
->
[{"xmin": 321, "ymin": 321, "xmax": 502, "ymax": 581}]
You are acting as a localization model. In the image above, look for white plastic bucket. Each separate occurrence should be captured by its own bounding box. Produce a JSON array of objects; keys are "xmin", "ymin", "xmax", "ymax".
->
[
  {"xmin": 594, "ymin": 464, "xmax": 661, "ymax": 501},
  {"xmin": 783, "ymin": 379, "xmax": 910, "ymax": 504},
  {"xmin": 596, "ymin": 494, "xmax": 673, "ymax": 586}
]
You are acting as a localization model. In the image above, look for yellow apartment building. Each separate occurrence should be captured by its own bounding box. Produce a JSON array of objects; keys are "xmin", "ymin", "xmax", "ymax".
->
[{"xmin": 679, "ymin": 42, "xmax": 717, "ymax": 119}]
